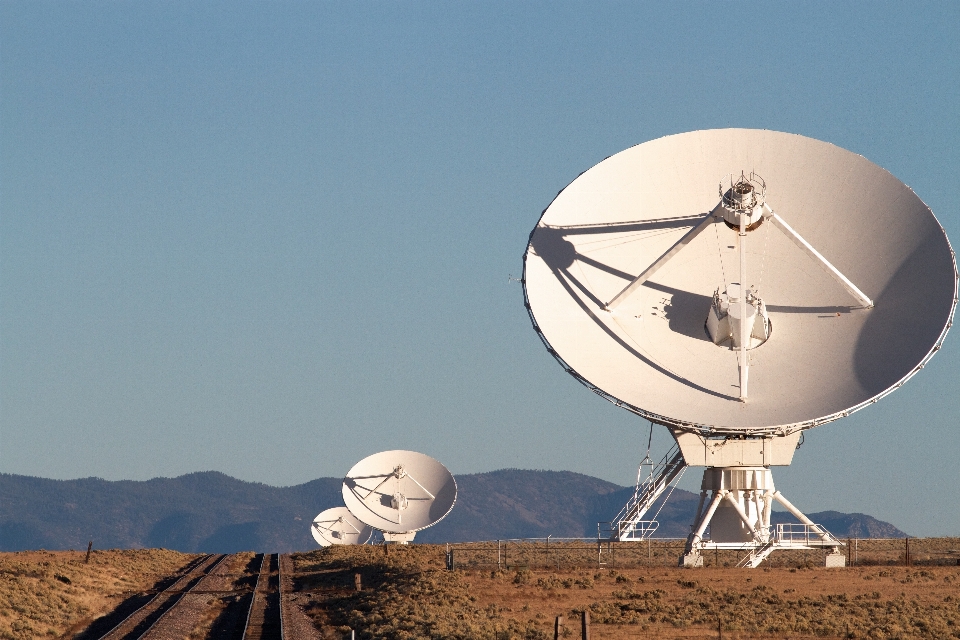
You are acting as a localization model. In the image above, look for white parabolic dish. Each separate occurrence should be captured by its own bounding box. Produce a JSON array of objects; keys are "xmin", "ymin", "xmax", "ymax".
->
[
  {"xmin": 523, "ymin": 129, "xmax": 957, "ymax": 435},
  {"xmin": 342, "ymin": 450, "xmax": 457, "ymax": 534},
  {"xmin": 311, "ymin": 507, "xmax": 373, "ymax": 547}
]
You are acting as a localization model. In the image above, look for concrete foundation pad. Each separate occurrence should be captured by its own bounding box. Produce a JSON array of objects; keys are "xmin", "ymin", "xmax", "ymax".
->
[
  {"xmin": 825, "ymin": 552, "xmax": 846, "ymax": 568},
  {"xmin": 679, "ymin": 553, "xmax": 704, "ymax": 568}
]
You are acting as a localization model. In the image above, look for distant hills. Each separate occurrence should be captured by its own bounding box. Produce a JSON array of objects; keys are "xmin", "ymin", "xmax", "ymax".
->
[{"xmin": 0, "ymin": 470, "xmax": 906, "ymax": 553}]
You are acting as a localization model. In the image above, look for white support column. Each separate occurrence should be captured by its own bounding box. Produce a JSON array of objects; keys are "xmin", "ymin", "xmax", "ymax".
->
[
  {"xmin": 762, "ymin": 490, "xmax": 774, "ymax": 531},
  {"xmin": 724, "ymin": 491, "xmax": 761, "ymax": 539},
  {"xmin": 765, "ymin": 206, "xmax": 873, "ymax": 308},
  {"xmin": 692, "ymin": 490, "xmax": 708, "ymax": 527},
  {"xmin": 773, "ymin": 491, "xmax": 834, "ymax": 544},
  {"xmin": 739, "ymin": 208, "xmax": 749, "ymax": 401},
  {"xmin": 752, "ymin": 490, "xmax": 766, "ymax": 539},
  {"xmin": 686, "ymin": 490, "xmax": 724, "ymax": 549},
  {"xmin": 605, "ymin": 210, "xmax": 720, "ymax": 311}
]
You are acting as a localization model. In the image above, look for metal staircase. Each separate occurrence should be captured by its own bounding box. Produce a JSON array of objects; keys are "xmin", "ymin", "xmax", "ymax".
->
[
  {"xmin": 734, "ymin": 523, "xmax": 843, "ymax": 568},
  {"xmin": 735, "ymin": 540, "xmax": 776, "ymax": 568},
  {"xmin": 605, "ymin": 442, "xmax": 687, "ymax": 541}
]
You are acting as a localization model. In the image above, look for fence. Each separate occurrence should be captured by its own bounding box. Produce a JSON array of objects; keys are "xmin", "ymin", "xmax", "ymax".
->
[{"xmin": 444, "ymin": 537, "xmax": 960, "ymax": 570}]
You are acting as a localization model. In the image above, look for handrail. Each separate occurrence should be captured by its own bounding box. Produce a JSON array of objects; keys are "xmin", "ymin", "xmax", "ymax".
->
[
  {"xmin": 774, "ymin": 523, "xmax": 841, "ymax": 546},
  {"xmin": 607, "ymin": 442, "xmax": 686, "ymax": 540},
  {"xmin": 598, "ymin": 520, "xmax": 659, "ymax": 541}
]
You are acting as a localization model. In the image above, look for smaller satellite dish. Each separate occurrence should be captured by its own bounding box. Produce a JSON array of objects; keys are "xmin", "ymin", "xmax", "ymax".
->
[
  {"xmin": 342, "ymin": 450, "xmax": 457, "ymax": 541},
  {"xmin": 311, "ymin": 507, "xmax": 373, "ymax": 547}
]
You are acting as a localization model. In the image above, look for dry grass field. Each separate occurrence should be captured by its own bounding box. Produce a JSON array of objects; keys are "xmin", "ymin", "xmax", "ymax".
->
[
  {"xmin": 290, "ymin": 543, "xmax": 960, "ymax": 640},
  {"xmin": 2, "ymin": 542, "xmax": 958, "ymax": 639},
  {"xmin": 0, "ymin": 549, "xmax": 194, "ymax": 640}
]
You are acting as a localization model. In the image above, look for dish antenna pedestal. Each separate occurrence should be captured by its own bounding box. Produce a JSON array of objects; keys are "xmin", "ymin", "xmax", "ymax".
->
[
  {"xmin": 677, "ymin": 466, "xmax": 843, "ymax": 568},
  {"xmin": 524, "ymin": 129, "xmax": 957, "ymax": 568},
  {"xmin": 382, "ymin": 531, "xmax": 417, "ymax": 543}
]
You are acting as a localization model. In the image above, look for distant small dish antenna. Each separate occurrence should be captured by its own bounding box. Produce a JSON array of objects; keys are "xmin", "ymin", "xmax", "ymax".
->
[
  {"xmin": 523, "ymin": 129, "xmax": 957, "ymax": 567},
  {"xmin": 310, "ymin": 507, "xmax": 373, "ymax": 547},
  {"xmin": 342, "ymin": 450, "xmax": 457, "ymax": 543}
]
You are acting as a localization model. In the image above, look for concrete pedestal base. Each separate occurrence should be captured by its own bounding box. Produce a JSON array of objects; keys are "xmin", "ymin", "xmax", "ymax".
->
[
  {"xmin": 825, "ymin": 552, "xmax": 846, "ymax": 568},
  {"xmin": 679, "ymin": 552, "xmax": 704, "ymax": 568}
]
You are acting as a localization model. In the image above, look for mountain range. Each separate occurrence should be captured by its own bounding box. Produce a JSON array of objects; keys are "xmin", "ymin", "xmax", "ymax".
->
[{"xmin": 0, "ymin": 470, "xmax": 906, "ymax": 553}]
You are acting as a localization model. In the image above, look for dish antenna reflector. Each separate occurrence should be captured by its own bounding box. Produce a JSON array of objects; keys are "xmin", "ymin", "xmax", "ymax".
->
[
  {"xmin": 310, "ymin": 507, "xmax": 373, "ymax": 547},
  {"xmin": 523, "ymin": 129, "xmax": 957, "ymax": 567},
  {"xmin": 342, "ymin": 450, "xmax": 457, "ymax": 543}
]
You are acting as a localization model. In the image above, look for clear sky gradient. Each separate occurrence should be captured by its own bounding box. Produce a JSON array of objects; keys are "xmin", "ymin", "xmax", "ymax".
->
[{"xmin": 2, "ymin": 2, "xmax": 958, "ymax": 536}]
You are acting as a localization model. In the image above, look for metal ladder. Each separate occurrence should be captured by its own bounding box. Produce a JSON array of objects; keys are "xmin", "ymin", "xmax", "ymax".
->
[{"xmin": 608, "ymin": 442, "xmax": 687, "ymax": 541}]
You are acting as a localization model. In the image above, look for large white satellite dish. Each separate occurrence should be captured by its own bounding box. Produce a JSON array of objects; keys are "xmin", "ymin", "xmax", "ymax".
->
[
  {"xmin": 523, "ymin": 129, "xmax": 957, "ymax": 567},
  {"xmin": 311, "ymin": 507, "xmax": 373, "ymax": 547},
  {"xmin": 525, "ymin": 129, "xmax": 956, "ymax": 432},
  {"xmin": 342, "ymin": 450, "xmax": 457, "ymax": 543}
]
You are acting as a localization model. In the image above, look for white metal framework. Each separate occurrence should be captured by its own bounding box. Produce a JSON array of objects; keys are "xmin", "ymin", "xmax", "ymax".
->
[
  {"xmin": 604, "ymin": 172, "xmax": 873, "ymax": 402},
  {"xmin": 679, "ymin": 467, "xmax": 843, "ymax": 568}
]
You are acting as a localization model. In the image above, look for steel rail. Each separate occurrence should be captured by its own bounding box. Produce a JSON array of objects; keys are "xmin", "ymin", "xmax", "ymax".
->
[
  {"xmin": 95, "ymin": 554, "xmax": 218, "ymax": 640},
  {"xmin": 134, "ymin": 553, "xmax": 229, "ymax": 639},
  {"xmin": 240, "ymin": 553, "xmax": 268, "ymax": 640}
]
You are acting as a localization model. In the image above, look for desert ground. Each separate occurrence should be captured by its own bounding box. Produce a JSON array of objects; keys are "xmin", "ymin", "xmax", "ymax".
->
[
  {"xmin": 293, "ymin": 542, "xmax": 960, "ymax": 639},
  {"xmin": 0, "ymin": 548, "xmax": 192, "ymax": 639},
  {"xmin": 2, "ymin": 540, "xmax": 959, "ymax": 639}
]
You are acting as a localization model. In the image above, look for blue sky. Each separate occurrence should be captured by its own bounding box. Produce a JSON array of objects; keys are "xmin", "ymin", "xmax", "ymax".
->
[{"xmin": 2, "ymin": 2, "xmax": 958, "ymax": 536}]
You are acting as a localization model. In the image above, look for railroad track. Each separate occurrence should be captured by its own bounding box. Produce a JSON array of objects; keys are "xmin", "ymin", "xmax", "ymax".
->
[
  {"xmin": 136, "ymin": 553, "xmax": 232, "ymax": 639},
  {"xmin": 96, "ymin": 553, "xmax": 225, "ymax": 640},
  {"xmin": 92, "ymin": 552, "xmax": 294, "ymax": 639},
  {"xmin": 241, "ymin": 553, "xmax": 283, "ymax": 640}
]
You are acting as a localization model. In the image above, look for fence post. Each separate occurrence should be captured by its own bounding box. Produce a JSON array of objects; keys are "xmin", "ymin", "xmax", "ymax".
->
[
  {"xmin": 581, "ymin": 609, "xmax": 590, "ymax": 640},
  {"xmin": 905, "ymin": 537, "xmax": 911, "ymax": 567},
  {"xmin": 554, "ymin": 616, "xmax": 563, "ymax": 640},
  {"xmin": 355, "ymin": 573, "xmax": 362, "ymax": 591},
  {"xmin": 85, "ymin": 541, "xmax": 92, "ymax": 564}
]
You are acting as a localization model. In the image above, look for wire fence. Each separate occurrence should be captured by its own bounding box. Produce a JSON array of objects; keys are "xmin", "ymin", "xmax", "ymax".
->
[{"xmin": 444, "ymin": 537, "xmax": 960, "ymax": 570}]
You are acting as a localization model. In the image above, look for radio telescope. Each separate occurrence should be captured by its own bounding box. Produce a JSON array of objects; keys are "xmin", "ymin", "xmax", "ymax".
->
[
  {"xmin": 311, "ymin": 507, "xmax": 373, "ymax": 547},
  {"xmin": 342, "ymin": 450, "xmax": 457, "ymax": 544},
  {"xmin": 523, "ymin": 129, "xmax": 957, "ymax": 567}
]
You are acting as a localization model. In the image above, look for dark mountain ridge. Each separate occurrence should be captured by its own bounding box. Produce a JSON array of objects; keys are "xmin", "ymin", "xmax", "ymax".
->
[{"xmin": 0, "ymin": 470, "xmax": 906, "ymax": 553}]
